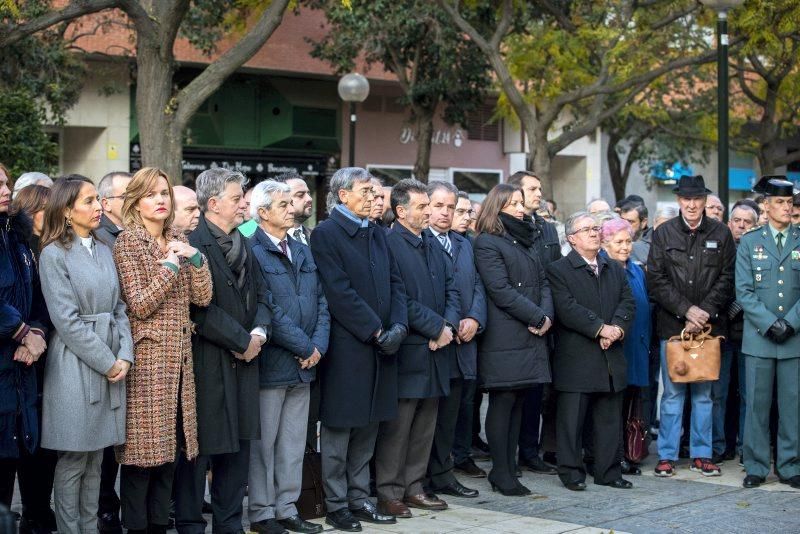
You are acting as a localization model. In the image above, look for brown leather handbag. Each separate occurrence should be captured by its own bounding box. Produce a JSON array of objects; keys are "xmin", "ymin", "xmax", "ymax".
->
[
  {"xmin": 296, "ymin": 447, "xmax": 326, "ymax": 520},
  {"xmin": 665, "ymin": 326, "xmax": 722, "ymax": 383},
  {"xmin": 624, "ymin": 389, "xmax": 648, "ymax": 463}
]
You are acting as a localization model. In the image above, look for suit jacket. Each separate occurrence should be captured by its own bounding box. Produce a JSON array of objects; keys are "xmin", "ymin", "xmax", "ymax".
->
[
  {"xmin": 428, "ymin": 229, "xmax": 486, "ymax": 380},
  {"xmin": 547, "ymin": 249, "xmax": 635, "ymax": 393},
  {"xmin": 311, "ymin": 208, "xmax": 407, "ymax": 428},
  {"xmin": 189, "ymin": 214, "xmax": 273, "ymax": 455},
  {"xmin": 737, "ymin": 224, "xmax": 800, "ymax": 359},
  {"xmin": 387, "ymin": 225, "xmax": 460, "ymax": 398}
]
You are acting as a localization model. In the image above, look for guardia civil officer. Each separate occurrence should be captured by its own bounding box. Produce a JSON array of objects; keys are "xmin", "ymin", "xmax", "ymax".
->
[{"xmin": 736, "ymin": 176, "xmax": 800, "ymax": 489}]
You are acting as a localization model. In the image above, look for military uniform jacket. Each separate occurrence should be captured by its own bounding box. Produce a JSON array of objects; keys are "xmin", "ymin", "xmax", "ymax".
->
[{"xmin": 736, "ymin": 224, "xmax": 800, "ymax": 359}]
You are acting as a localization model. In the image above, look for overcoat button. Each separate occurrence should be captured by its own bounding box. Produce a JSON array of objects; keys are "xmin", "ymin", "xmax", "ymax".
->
[{"xmin": 227, "ymin": 280, "xmax": 233, "ymax": 286}]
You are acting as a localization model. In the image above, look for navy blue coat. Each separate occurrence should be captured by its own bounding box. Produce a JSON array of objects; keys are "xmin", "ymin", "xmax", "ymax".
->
[
  {"xmin": 387, "ymin": 225, "xmax": 461, "ymax": 398},
  {"xmin": 428, "ymin": 230, "xmax": 486, "ymax": 381},
  {"xmin": 0, "ymin": 213, "xmax": 48, "ymax": 457},
  {"xmin": 249, "ymin": 228, "xmax": 330, "ymax": 388},
  {"xmin": 311, "ymin": 209, "xmax": 407, "ymax": 428}
]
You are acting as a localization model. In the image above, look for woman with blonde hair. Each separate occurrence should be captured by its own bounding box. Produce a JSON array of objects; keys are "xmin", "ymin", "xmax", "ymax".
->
[
  {"xmin": 38, "ymin": 175, "xmax": 134, "ymax": 533},
  {"xmin": 112, "ymin": 167, "xmax": 212, "ymax": 533}
]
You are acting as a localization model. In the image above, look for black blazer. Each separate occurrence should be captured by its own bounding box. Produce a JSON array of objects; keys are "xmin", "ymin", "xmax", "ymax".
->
[
  {"xmin": 387, "ymin": 225, "xmax": 460, "ymax": 398},
  {"xmin": 189, "ymin": 214, "xmax": 273, "ymax": 455},
  {"xmin": 474, "ymin": 231, "xmax": 553, "ymax": 389},
  {"xmin": 546, "ymin": 249, "xmax": 635, "ymax": 393}
]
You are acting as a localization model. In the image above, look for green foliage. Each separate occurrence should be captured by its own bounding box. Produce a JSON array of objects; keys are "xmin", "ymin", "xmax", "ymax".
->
[
  {"xmin": 0, "ymin": 0, "xmax": 87, "ymax": 124},
  {"xmin": 306, "ymin": 0, "xmax": 491, "ymax": 127},
  {"xmin": 0, "ymin": 89, "xmax": 59, "ymax": 177}
]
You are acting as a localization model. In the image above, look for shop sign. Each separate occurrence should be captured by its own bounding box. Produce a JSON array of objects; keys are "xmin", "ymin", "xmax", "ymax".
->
[{"xmin": 399, "ymin": 127, "xmax": 464, "ymax": 148}]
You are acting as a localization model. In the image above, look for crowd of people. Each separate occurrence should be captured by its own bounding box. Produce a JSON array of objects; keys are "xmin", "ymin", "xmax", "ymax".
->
[{"xmin": 1, "ymin": 160, "xmax": 799, "ymax": 534}]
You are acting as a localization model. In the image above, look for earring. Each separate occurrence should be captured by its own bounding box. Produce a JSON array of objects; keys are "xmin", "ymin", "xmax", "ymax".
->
[{"xmin": 66, "ymin": 215, "xmax": 72, "ymax": 227}]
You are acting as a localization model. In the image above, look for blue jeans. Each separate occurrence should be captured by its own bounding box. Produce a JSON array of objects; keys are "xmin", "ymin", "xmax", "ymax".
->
[
  {"xmin": 657, "ymin": 340, "xmax": 714, "ymax": 460},
  {"xmin": 712, "ymin": 343, "xmax": 735, "ymax": 455}
]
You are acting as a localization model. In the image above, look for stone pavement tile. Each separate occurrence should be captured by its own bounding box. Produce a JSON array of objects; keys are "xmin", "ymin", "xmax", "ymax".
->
[{"xmin": 477, "ymin": 515, "xmax": 627, "ymax": 534}]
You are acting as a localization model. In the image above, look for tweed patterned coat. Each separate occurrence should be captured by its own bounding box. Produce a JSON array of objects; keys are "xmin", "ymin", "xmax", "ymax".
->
[{"xmin": 113, "ymin": 224, "xmax": 212, "ymax": 467}]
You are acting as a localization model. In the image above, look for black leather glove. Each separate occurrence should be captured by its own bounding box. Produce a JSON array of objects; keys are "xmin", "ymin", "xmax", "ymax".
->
[
  {"xmin": 766, "ymin": 319, "xmax": 795, "ymax": 344},
  {"xmin": 375, "ymin": 323, "xmax": 408, "ymax": 355}
]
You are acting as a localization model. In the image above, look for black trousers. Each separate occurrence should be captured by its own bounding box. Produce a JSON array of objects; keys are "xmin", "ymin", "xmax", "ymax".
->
[
  {"xmin": 427, "ymin": 378, "xmax": 464, "ymax": 489},
  {"xmin": 120, "ymin": 461, "xmax": 176, "ymax": 529},
  {"xmin": 556, "ymin": 390, "xmax": 623, "ymax": 486},
  {"xmin": 0, "ymin": 418, "xmax": 57, "ymax": 520},
  {"xmin": 452, "ymin": 379, "xmax": 477, "ymax": 465},
  {"xmin": 518, "ymin": 383, "xmax": 544, "ymax": 462},
  {"xmin": 485, "ymin": 388, "xmax": 527, "ymax": 490},
  {"xmin": 174, "ymin": 441, "xmax": 250, "ymax": 534},
  {"xmin": 98, "ymin": 446, "xmax": 120, "ymax": 517}
]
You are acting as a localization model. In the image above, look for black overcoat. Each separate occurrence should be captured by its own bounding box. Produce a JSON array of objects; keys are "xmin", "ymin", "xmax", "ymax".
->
[
  {"xmin": 546, "ymin": 250, "xmax": 635, "ymax": 393},
  {"xmin": 474, "ymin": 231, "xmax": 553, "ymax": 389},
  {"xmin": 430, "ymin": 230, "xmax": 487, "ymax": 381},
  {"xmin": 189, "ymin": 214, "xmax": 273, "ymax": 455},
  {"xmin": 387, "ymin": 226, "xmax": 461, "ymax": 398},
  {"xmin": 310, "ymin": 208, "xmax": 407, "ymax": 428}
]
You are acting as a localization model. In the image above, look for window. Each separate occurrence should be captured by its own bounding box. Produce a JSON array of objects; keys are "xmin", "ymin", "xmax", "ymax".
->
[
  {"xmin": 451, "ymin": 168, "xmax": 502, "ymax": 199},
  {"xmin": 466, "ymin": 102, "xmax": 499, "ymax": 141},
  {"xmin": 367, "ymin": 165, "xmax": 413, "ymax": 186}
]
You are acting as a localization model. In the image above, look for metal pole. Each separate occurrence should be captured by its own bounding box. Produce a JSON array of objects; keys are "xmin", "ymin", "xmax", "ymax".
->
[
  {"xmin": 718, "ymin": 11, "xmax": 730, "ymax": 222},
  {"xmin": 349, "ymin": 101, "xmax": 356, "ymax": 167}
]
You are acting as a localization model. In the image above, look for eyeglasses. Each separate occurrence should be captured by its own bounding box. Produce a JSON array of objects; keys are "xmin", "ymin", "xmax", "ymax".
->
[
  {"xmin": 349, "ymin": 188, "xmax": 375, "ymax": 199},
  {"xmin": 455, "ymin": 208, "xmax": 475, "ymax": 217},
  {"xmin": 571, "ymin": 225, "xmax": 602, "ymax": 235}
]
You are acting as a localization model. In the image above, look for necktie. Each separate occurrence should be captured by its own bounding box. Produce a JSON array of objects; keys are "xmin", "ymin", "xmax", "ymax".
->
[
  {"xmin": 293, "ymin": 227, "xmax": 307, "ymax": 245},
  {"xmin": 438, "ymin": 233, "xmax": 452, "ymax": 256},
  {"xmin": 589, "ymin": 263, "xmax": 598, "ymax": 277},
  {"xmin": 278, "ymin": 239, "xmax": 288, "ymax": 256},
  {"xmin": 777, "ymin": 232, "xmax": 784, "ymax": 254}
]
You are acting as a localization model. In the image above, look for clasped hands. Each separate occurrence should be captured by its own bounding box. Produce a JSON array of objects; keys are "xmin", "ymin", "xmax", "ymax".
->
[
  {"xmin": 13, "ymin": 330, "xmax": 47, "ymax": 366},
  {"xmin": 598, "ymin": 324, "xmax": 623, "ymax": 350},
  {"xmin": 429, "ymin": 324, "xmax": 455, "ymax": 351},
  {"xmin": 684, "ymin": 305, "xmax": 710, "ymax": 334},
  {"xmin": 299, "ymin": 348, "xmax": 322, "ymax": 369},
  {"xmin": 528, "ymin": 317, "xmax": 552, "ymax": 337},
  {"xmin": 767, "ymin": 318, "xmax": 795, "ymax": 344},
  {"xmin": 158, "ymin": 241, "xmax": 199, "ymax": 268},
  {"xmin": 106, "ymin": 359, "xmax": 131, "ymax": 383},
  {"xmin": 232, "ymin": 333, "xmax": 266, "ymax": 362}
]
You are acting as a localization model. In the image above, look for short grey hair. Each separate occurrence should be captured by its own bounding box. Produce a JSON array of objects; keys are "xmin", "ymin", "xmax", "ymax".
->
[
  {"xmin": 12, "ymin": 172, "xmax": 52, "ymax": 198},
  {"xmin": 97, "ymin": 171, "xmax": 131, "ymax": 200},
  {"xmin": 250, "ymin": 180, "xmax": 290, "ymax": 220},
  {"xmin": 731, "ymin": 204, "xmax": 758, "ymax": 224},
  {"xmin": 328, "ymin": 167, "xmax": 372, "ymax": 206},
  {"xmin": 565, "ymin": 210, "xmax": 596, "ymax": 235},
  {"xmin": 195, "ymin": 168, "xmax": 249, "ymax": 211},
  {"xmin": 426, "ymin": 180, "xmax": 458, "ymax": 198}
]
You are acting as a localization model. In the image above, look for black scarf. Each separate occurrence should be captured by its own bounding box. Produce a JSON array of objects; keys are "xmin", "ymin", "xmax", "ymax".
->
[
  {"xmin": 207, "ymin": 219, "xmax": 248, "ymax": 293},
  {"xmin": 500, "ymin": 212, "xmax": 535, "ymax": 248}
]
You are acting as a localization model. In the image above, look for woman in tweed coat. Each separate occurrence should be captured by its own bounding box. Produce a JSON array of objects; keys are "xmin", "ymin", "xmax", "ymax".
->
[
  {"xmin": 113, "ymin": 167, "xmax": 212, "ymax": 533},
  {"xmin": 39, "ymin": 175, "xmax": 134, "ymax": 533}
]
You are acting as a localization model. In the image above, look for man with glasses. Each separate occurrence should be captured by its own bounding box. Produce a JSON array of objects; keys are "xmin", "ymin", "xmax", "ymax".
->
[
  {"xmin": 647, "ymin": 175, "xmax": 735, "ymax": 479},
  {"xmin": 546, "ymin": 212, "xmax": 635, "ymax": 490},
  {"xmin": 311, "ymin": 168, "xmax": 407, "ymax": 532}
]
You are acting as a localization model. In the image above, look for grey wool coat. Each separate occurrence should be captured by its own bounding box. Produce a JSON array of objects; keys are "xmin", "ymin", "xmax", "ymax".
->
[{"xmin": 39, "ymin": 236, "xmax": 134, "ymax": 452}]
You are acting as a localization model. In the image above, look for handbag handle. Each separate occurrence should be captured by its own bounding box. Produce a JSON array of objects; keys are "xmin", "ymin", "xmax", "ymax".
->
[{"xmin": 680, "ymin": 324, "xmax": 712, "ymax": 351}]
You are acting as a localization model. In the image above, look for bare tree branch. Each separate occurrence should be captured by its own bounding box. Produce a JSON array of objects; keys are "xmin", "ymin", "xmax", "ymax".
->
[
  {"xmin": 736, "ymin": 67, "xmax": 767, "ymax": 108},
  {"xmin": 490, "ymin": 0, "xmax": 513, "ymax": 51},
  {"xmin": 773, "ymin": 148, "xmax": 800, "ymax": 168},
  {"xmin": 649, "ymin": 3, "xmax": 700, "ymax": 31},
  {"xmin": 0, "ymin": 0, "xmax": 121, "ymax": 47}
]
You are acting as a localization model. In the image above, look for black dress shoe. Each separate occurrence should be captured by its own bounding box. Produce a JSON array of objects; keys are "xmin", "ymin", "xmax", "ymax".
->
[
  {"xmin": 542, "ymin": 451, "xmax": 557, "ymax": 465},
  {"xmin": 779, "ymin": 474, "xmax": 800, "ymax": 489},
  {"xmin": 351, "ymin": 500, "xmax": 396, "ymax": 524},
  {"xmin": 97, "ymin": 512, "xmax": 123, "ymax": 534},
  {"xmin": 521, "ymin": 456, "xmax": 557, "ymax": 474},
  {"xmin": 251, "ymin": 519, "xmax": 289, "ymax": 534},
  {"xmin": 563, "ymin": 481, "xmax": 586, "ymax": 491},
  {"xmin": 18, "ymin": 516, "xmax": 53, "ymax": 534},
  {"xmin": 743, "ymin": 475, "xmax": 766, "ymax": 489},
  {"xmin": 434, "ymin": 480, "xmax": 479, "ymax": 498},
  {"xmin": 325, "ymin": 509, "xmax": 362, "ymax": 532},
  {"xmin": 620, "ymin": 459, "xmax": 642, "ymax": 475},
  {"xmin": 711, "ymin": 453, "xmax": 726, "ymax": 465},
  {"xmin": 278, "ymin": 514, "xmax": 322, "ymax": 533},
  {"xmin": 601, "ymin": 478, "xmax": 633, "ymax": 489},
  {"xmin": 454, "ymin": 458, "xmax": 487, "ymax": 478}
]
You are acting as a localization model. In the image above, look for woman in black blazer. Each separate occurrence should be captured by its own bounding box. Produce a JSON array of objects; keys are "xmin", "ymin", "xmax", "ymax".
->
[{"xmin": 473, "ymin": 183, "xmax": 553, "ymax": 495}]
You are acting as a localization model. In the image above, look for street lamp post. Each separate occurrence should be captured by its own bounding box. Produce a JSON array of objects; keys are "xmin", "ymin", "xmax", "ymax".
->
[
  {"xmin": 338, "ymin": 73, "xmax": 370, "ymax": 167},
  {"xmin": 701, "ymin": 0, "xmax": 744, "ymax": 222}
]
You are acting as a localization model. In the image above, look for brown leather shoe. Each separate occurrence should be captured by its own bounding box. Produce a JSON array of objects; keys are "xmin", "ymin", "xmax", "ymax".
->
[
  {"xmin": 377, "ymin": 499, "xmax": 412, "ymax": 518},
  {"xmin": 404, "ymin": 493, "xmax": 448, "ymax": 511}
]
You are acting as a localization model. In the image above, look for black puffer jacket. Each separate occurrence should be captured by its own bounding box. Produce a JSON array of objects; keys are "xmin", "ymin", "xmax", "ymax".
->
[{"xmin": 646, "ymin": 214, "xmax": 735, "ymax": 339}]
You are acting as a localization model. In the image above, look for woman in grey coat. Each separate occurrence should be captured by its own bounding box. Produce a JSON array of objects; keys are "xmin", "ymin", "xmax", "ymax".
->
[{"xmin": 39, "ymin": 175, "xmax": 134, "ymax": 534}]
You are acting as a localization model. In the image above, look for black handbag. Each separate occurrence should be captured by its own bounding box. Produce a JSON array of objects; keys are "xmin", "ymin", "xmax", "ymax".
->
[{"xmin": 297, "ymin": 447, "xmax": 325, "ymax": 520}]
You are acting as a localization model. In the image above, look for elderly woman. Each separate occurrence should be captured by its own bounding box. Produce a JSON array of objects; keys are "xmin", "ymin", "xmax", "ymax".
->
[
  {"xmin": 601, "ymin": 218, "xmax": 651, "ymax": 475},
  {"xmin": 113, "ymin": 167, "xmax": 212, "ymax": 534},
  {"xmin": 38, "ymin": 175, "xmax": 134, "ymax": 533},
  {"xmin": 473, "ymin": 183, "xmax": 553, "ymax": 496},
  {"xmin": 247, "ymin": 180, "xmax": 329, "ymax": 534}
]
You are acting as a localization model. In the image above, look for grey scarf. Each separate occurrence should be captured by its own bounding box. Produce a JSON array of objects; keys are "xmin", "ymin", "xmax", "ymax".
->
[{"xmin": 207, "ymin": 220, "xmax": 248, "ymax": 295}]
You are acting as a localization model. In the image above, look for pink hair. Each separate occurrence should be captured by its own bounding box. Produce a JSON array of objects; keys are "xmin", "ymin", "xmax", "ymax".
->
[{"xmin": 601, "ymin": 217, "xmax": 634, "ymax": 242}]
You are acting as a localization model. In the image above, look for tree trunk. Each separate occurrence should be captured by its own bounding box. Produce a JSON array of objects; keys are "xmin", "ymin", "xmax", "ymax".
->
[
  {"xmin": 413, "ymin": 109, "xmax": 435, "ymax": 182},
  {"xmin": 528, "ymin": 134, "xmax": 552, "ymax": 183},
  {"xmin": 607, "ymin": 134, "xmax": 626, "ymax": 201}
]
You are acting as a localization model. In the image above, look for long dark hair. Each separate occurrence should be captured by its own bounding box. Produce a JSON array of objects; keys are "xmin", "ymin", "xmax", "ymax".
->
[
  {"xmin": 475, "ymin": 183, "xmax": 522, "ymax": 235},
  {"xmin": 40, "ymin": 175, "xmax": 95, "ymax": 250}
]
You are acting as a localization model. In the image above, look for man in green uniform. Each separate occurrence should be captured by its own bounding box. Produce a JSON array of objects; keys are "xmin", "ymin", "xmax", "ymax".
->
[{"xmin": 736, "ymin": 176, "xmax": 800, "ymax": 489}]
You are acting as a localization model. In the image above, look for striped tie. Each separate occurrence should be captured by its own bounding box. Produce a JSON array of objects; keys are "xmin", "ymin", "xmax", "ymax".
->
[{"xmin": 438, "ymin": 233, "xmax": 452, "ymax": 256}]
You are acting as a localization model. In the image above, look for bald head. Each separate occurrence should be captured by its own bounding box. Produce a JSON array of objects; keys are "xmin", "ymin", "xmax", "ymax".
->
[{"xmin": 172, "ymin": 185, "xmax": 200, "ymax": 235}]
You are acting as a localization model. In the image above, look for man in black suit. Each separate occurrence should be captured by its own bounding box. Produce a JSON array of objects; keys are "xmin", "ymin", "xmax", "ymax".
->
[
  {"xmin": 546, "ymin": 211, "xmax": 635, "ymax": 491},
  {"xmin": 424, "ymin": 182, "xmax": 487, "ymax": 497},
  {"xmin": 376, "ymin": 179, "xmax": 460, "ymax": 518}
]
